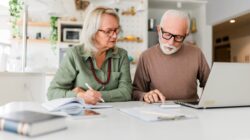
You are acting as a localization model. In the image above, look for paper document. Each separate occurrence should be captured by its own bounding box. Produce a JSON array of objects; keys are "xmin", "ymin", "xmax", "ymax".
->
[{"xmin": 119, "ymin": 106, "xmax": 195, "ymax": 122}]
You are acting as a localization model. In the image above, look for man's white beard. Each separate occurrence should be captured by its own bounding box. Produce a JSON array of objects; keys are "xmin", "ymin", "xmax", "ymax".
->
[{"xmin": 159, "ymin": 40, "xmax": 180, "ymax": 55}]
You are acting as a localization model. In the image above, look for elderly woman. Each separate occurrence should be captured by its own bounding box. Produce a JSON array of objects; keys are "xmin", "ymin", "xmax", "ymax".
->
[{"xmin": 47, "ymin": 6, "xmax": 132, "ymax": 104}]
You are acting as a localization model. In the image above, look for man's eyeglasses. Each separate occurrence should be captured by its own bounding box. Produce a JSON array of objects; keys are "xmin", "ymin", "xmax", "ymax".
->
[
  {"xmin": 161, "ymin": 28, "xmax": 186, "ymax": 43},
  {"xmin": 98, "ymin": 27, "xmax": 121, "ymax": 37}
]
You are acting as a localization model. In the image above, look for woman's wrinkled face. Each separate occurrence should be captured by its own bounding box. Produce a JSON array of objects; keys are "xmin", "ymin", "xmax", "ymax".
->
[{"xmin": 94, "ymin": 14, "xmax": 120, "ymax": 52}]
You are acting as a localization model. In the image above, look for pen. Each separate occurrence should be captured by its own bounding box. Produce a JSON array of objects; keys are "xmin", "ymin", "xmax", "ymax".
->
[
  {"xmin": 157, "ymin": 115, "xmax": 186, "ymax": 120},
  {"xmin": 140, "ymin": 110, "xmax": 186, "ymax": 120},
  {"xmin": 85, "ymin": 83, "xmax": 105, "ymax": 103}
]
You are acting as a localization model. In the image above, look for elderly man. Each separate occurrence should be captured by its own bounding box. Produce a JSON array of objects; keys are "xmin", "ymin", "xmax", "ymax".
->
[{"xmin": 133, "ymin": 9, "xmax": 210, "ymax": 103}]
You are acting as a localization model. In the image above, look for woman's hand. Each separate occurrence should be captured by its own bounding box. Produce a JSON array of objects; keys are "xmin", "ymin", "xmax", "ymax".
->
[{"xmin": 73, "ymin": 87, "xmax": 102, "ymax": 105}]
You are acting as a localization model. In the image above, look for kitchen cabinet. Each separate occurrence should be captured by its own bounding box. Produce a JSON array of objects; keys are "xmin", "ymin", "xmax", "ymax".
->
[{"xmin": 16, "ymin": 21, "xmax": 50, "ymax": 27}]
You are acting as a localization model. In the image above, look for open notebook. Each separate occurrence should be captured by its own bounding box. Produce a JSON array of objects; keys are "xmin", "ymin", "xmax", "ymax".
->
[
  {"xmin": 175, "ymin": 62, "xmax": 250, "ymax": 109},
  {"xmin": 42, "ymin": 98, "xmax": 112, "ymax": 115}
]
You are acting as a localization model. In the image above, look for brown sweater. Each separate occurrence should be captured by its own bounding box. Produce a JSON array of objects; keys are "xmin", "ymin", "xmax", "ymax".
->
[{"xmin": 132, "ymin": 43, "xmax": 210, "ymax": 101}]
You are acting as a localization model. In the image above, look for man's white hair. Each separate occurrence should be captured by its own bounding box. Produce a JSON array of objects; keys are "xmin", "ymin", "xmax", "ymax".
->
[
  {"xmin": 80, "ymin": 5, "xmax": 119, "ymax": 54},
  {"xmin": 160, "ymin": 9, "xmax": 190, "ymax": 34}
]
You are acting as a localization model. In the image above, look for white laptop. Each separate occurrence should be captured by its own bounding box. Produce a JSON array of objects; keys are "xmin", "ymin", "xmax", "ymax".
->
[
  {"xmin": 175, "ymin": 62, "xmax": 250, "ymax": 109},
  {"xmin": 0, "ymin": 72, "xmax": 45, "ymax": 106}
]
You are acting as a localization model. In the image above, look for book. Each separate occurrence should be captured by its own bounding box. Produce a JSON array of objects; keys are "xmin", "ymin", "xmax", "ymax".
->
[
  {"xmin": 0, "ymin": 111, "xmax": 67, "ymax": 137},
  {"xmin": 42, "ymin": 97, "xmax": 112, "ymax": 115}
]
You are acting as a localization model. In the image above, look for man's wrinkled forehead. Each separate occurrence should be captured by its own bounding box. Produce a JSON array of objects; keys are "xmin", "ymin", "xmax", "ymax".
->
[
  {"xmin": 160, "ymin": 10, "xmax": 190, "ymax": 34},
  {"xmin": 161, "ymin": 16, "xmax": 188, "ymax": 34}
]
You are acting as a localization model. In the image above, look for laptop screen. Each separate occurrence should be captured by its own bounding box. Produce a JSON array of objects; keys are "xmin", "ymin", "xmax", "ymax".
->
[{"xmin": 198, "ymin": 62, "xmax": 250, "ymax": 107}]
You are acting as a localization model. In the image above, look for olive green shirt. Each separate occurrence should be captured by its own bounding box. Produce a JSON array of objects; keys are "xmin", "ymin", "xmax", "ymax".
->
[{"xmin": 47, "ymin": 45, "xmax": 132, "ymax": 102}]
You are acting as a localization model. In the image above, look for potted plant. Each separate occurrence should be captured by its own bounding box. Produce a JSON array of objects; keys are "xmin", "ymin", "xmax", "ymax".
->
[
  {"xmin": 9, "ymin": 0, "xmax": 23, "ymax": 38},
  {"xmin": 49, "ymin": 16, "xmax": 58, "ymax": 53}
]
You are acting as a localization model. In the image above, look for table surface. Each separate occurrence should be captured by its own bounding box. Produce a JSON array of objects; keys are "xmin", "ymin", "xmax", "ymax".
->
[{"xmin": 1, "ymin": 101, "xmax": 250, "ymax": 140}]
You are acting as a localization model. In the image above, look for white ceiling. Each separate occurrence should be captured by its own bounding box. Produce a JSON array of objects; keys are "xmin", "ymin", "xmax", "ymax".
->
[{"xmin": 214, "ymin": 12, "xmax": 250, "ymax": 34}]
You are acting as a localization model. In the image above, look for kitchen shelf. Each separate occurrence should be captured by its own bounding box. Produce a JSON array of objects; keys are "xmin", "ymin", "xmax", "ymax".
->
[
  {"xmin": 117, "ymin": 36, "xmax": 143, "ymax": 43},
  {"xmin": 12, "ymin": 38, "xmax": 50, "ymax": 43},
  {"xmin": 16, "ymin": 21, "xmax": 50, "ymax": 27},
  {"xmin": 59, "ymin": 20, "xmax": 82, "ymax": 26},
  {"xmin": 28, "ymin": 39, "xmax": 49, "ymax": 43}
]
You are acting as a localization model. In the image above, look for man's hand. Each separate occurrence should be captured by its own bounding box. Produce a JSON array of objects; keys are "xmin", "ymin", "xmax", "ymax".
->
[{"xmin": 143, "ymin": 89, "xmax": 166, "ymax": 103}]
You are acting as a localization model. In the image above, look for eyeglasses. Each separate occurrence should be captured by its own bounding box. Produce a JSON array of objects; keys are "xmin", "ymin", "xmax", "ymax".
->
[
  {"xmin": 161, "ymin": 28, "xmax": 186, "ymax": 43},
  {"xmin": 98, "ymin": 27, "xmax": 121, "ymax": 37}
]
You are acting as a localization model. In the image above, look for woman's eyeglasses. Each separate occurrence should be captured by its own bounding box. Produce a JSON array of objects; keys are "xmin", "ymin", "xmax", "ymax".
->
[{"xmin": 98, "ymin": 27, "xmax": 121, "ymax": 37}]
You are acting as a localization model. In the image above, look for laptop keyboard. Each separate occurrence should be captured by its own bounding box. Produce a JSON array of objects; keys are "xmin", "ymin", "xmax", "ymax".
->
[
  {"xmin": 175, "ymin": 100, "xmax": 199, "ymax": 105},
  {"xmin": 185, "ymin": 101, "xmax": 199, "ymax": 105}
]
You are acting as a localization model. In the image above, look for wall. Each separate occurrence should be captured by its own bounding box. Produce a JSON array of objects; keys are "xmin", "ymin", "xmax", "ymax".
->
[
  {"xmin": 26, "ymin": 0, "xmax": 84, "ymax": 22},
  {"xmin": 206, "ymin": 0, "xmax": 250, "ymax": 65},
  {"xmin": 206, "ymin": 0, "xmax": 250, "ymax": 25},
  {"xmin": 213, "ymin": 23, "xmax": 250, "ymax": 44},
  {"xmin": 0, "ymin": 5, "xmax": 11, "ymax": 72},
  {"xmin": 0, "ymin": 5, "xmax": 10, "ymax": 42},
  {"xmin": 231, "ymin": 36, "xmax": 250, "ymax": 63},
  {"xmin": 0, "ymin": 5, "xmax": 8, "ymax": 16},
  {"xmin": 213, "ymin": 23, "xmax": 250, "ymax": 63},
  {"xmin": 148, "ymin": 8, "xmax": 163, "ymax": 47},
  {"xmin": 193, "ymin": 4, "xmax": 212, "ymax": 66}
]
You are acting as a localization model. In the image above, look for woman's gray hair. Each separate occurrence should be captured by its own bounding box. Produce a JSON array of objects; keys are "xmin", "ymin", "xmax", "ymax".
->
[
  {"xmin": 80, "ymin": 6, "xmax": 119, "ymax": 54},
  {"xmin": 160, "ymin": 9, "xmax": 190, "ymax": 34}
]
